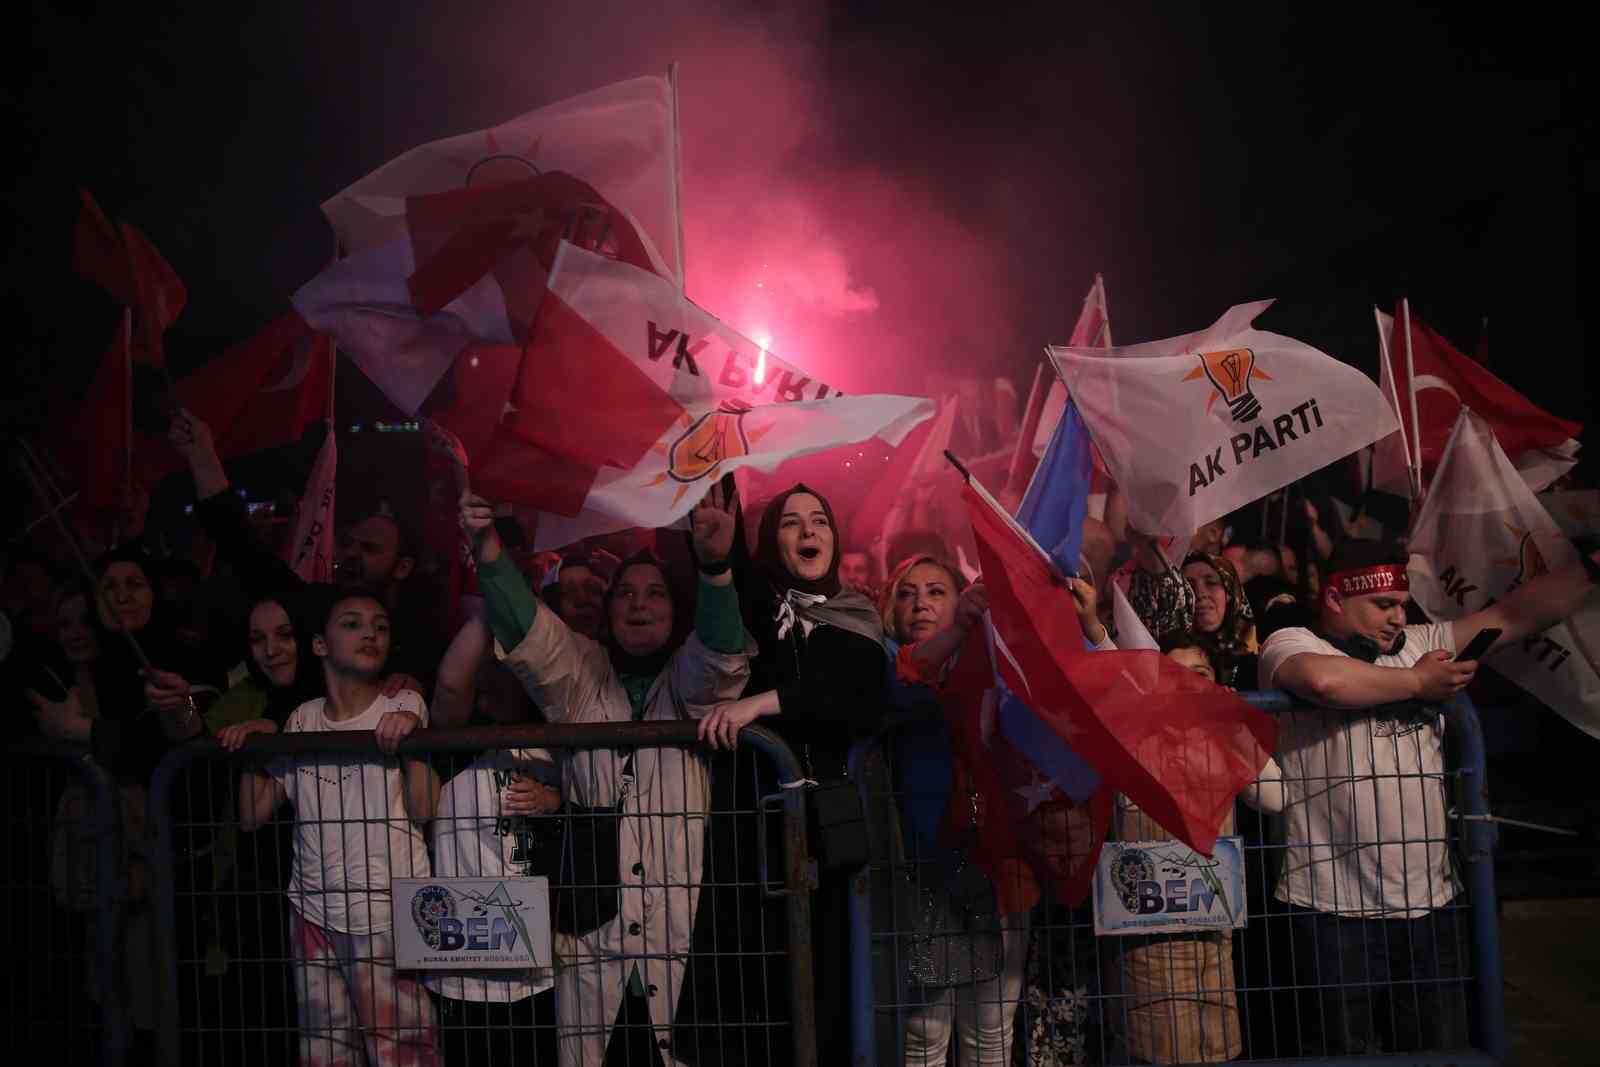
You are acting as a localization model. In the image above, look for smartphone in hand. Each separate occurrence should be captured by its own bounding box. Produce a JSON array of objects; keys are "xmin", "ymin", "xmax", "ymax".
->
[{"xmin": 1454, "ymin": 627, "xmax": 1502, "ymax": 662}]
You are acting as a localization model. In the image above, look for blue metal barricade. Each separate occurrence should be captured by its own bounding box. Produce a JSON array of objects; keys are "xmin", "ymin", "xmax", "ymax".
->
[
  {"xmin": 145, "ymin": 721, "xmax": 817, "ymax": 1067},
  {"xmin": 2, "ymin": 739, "xmax": 127, "ymax": 1066},
  {"xmin": 845, "ymin": 691, "xmax": 1509, "ymax": 1066}
]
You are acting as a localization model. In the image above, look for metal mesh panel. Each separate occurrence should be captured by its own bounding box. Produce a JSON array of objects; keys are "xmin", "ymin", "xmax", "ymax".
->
[
  {"xmin": 851, "ymin": 693, "xmax": 1504, "ymax": 1067},
  {"xmin": 144, "ymin": 721, "xmax": 815, "ymax": 1067},
  {"xmin": 1, "ymin": 740, "xmax": 126, "ymax": 1066}
]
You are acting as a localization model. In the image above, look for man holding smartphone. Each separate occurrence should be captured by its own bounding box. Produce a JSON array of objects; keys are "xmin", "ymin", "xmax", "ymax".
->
[{"xmin": 1258, "ymin": 538, "xmax": 1600, "ymax": 1054}]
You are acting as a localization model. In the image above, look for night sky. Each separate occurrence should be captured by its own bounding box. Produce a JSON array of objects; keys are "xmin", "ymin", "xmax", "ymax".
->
[{"xmin": 6, "ymin": 3, "xmax": 1585, "ymax": 476}]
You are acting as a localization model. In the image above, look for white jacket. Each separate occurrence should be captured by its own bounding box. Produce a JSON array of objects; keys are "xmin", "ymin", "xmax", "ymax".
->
[{"xmin": 499, "ymin": 602, "xmax": 753, "ymax": 1066}]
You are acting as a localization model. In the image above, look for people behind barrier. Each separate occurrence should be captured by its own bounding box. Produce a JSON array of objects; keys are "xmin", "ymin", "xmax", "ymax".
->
[
  {"xmin": 13, "ymin": 410, "xmax": 1598, "ymax": 1066},
  {"xmin": 237, "ymin": 585, "xmax": 443, "ymax": 1065},
  {"xmin": 1261, "ymin": 536, "xmax": 1600, "ymax": 1054}
]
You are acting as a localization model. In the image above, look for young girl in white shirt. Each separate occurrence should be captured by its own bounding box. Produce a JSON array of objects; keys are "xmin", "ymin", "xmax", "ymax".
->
[{"xmin": 239, "ymin": 588, "xmax": 441, "ymax": 1067}]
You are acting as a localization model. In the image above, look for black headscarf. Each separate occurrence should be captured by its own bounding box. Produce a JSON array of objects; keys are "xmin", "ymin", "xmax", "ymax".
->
[
  {"xmin": 599, "ymin": 551, "xmax": 687, "ymax": 679},
  {"xmin": 750, "ymin": 484, "xmax": 884, "ymax": 648},
  {"xmin": 755, "ymin": 484, "xmax": 843, "ymax": 597}
]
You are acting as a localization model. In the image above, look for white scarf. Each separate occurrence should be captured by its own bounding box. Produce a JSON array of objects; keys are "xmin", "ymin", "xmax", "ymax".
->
[{"xmin": 774, "ymin": 589, "xmax": 828, "ymax": 641}]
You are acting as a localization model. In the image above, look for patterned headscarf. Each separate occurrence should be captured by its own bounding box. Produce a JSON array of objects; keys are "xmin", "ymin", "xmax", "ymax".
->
[{"xmin": 1180, "ymin": 551, "xmax": 1257, "ymax": 660}]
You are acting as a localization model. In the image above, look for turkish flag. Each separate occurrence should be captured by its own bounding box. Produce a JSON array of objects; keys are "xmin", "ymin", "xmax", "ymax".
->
[
  {"xmin": 51, "ymin": 310, "xmax": 132, "ymax": 511},
  {"xmin": 1380, "ymin": 306, "xmax": 1581, "ymax": 488},
  {"xmin": 74, "ymin": 190, "xmax": 134, "ymax": 304},
  {"xmin": 963, "ymin": 478, "xmax": 1277, "ymax": 854},
  {"xmin": 175, "ymin": 312, "xmax": 332, "ymax": 460},
  {"xmin": 119, "ymin": 222, "xmax": 186, "ymax": 367},
  {"xmin": 934, "ymin": 629, "xmax": 1112, "ymax": 910}
]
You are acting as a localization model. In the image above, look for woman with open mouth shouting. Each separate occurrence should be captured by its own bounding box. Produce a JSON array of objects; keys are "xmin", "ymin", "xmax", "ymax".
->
[{"xmin": 697, "ymin": 482, "xmax": 890, "ymax": 1064}]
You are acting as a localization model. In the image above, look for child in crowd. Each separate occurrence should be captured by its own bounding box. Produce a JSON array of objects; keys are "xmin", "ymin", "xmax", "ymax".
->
[{"xmin": 238, "ymin": 588, "xmax": 442, "ymax": 1067}]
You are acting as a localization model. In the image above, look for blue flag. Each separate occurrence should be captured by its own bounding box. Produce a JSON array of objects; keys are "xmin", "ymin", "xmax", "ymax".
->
[
  {"xmin": 1015, "ymin": 399, "xmax": 1093, "ymax": 576},
  {"xmin": 997, "ymin": 398, "xmax": 1103, "ymax": 802}
]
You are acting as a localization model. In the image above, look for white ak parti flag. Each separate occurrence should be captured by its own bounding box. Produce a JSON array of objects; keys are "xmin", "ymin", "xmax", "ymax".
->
[
  {"xmin": 1409, "ymin": 410, "xmax": 1600, "ymax": 739},
  {"xmin": 285, "ymin": 428, "xmax": 337, "ymax": 584},
  {"xmin": 510, "ymin": 243, "xmax": 935, "ymax": 550},
  {"xmin": 1048, "ymin": 300, "xmax": 1398, "ymax": 535}
]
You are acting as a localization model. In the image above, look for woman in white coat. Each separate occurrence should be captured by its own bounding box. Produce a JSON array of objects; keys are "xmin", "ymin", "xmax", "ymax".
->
[{"xmin": 461, "ymin": 485, "xmax": 752, "ymax": 1067}]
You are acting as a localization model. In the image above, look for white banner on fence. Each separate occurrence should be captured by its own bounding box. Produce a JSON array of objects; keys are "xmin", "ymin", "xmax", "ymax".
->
[
  {"xmin": 1092, "ymin": 836, "xmax": 1247, "ymax": 936},
  {"xmin": 392, "ymin": 878, "xmax": 552, "ymax": 971}
]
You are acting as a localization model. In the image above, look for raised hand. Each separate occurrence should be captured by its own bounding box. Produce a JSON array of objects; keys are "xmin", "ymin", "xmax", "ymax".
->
[
  {"xmin": 1067, "ymin": 577, "xmax": 1106, "ymax": 643},
  {"xmin": 460, "ymin": 490, "xmax": 502, "ymax": 563},
  {"xmin": 167, "ymin": 408, "xmax": 214, "ymax": 460},
  {"xmin": 955, "ymin": 581, "xmax": 988, "ymax": 633},
  {"xmin": 691, "ymin": 480, "xmax": 738, "ymax": 566}
]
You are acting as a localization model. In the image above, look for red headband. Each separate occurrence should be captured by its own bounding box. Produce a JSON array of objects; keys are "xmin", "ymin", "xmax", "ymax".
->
[{"xmin": 1326, "ymin": 564, "xmax": 1409, "ymax": 599}]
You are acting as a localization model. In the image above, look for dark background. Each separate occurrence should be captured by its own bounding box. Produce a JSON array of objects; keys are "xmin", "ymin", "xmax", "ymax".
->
[{"xmin": 5, "ymin": 2, "xmax": 1585, "ymax": 476}]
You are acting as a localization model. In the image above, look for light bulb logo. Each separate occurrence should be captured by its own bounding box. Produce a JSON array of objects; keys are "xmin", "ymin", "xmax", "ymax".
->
[
  {"xmin": 667, "ymin": 399, "xmax": 753, "ymax": 483},
  {"xmin": 1184, "ymin": 347, "xmax": 1271, "ymax": 423}
]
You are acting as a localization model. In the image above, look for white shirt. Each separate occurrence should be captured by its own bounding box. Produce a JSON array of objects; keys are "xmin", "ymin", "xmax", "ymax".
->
[
  {"xmin": 425, "ymin": 748, "xmax": 560, "ymax": 1003},
  {"xmin": 272, "ymin": 691, "xmax": 432, "ymax": 934},
  {"xmin": 1258, "ymin": 623, "xmax": 1462, "ymax": 918}
]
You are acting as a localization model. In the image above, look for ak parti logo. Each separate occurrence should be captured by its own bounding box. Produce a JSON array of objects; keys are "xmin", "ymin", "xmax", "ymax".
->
[
  {"xmin": 1498, "ymin": 523, "xmax": 1550, "ymax": 588},
  {"xmin": 1183, "ymin": 348, "xmax": 1272, "ymax": 423},
  {"xmin": 646, "ymin": 398, "xmax": 775, "ymax": 505}
]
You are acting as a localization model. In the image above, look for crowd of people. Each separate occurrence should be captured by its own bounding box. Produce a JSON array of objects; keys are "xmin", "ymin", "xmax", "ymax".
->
[{"xmin": 6, "ymin": 395, "xmax": 1600, "ymax": 1067}]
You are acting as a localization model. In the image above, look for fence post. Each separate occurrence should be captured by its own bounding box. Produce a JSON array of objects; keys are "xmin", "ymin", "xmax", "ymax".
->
[
  {"xmin": 742, "ymin": 725, "xmax": 818, "ymax": 1067},
  {"xmin": 83, "ymin": 752, "xmax": 128, "ymax": 1067},
  {"xmin": 1448, "ymin": 694, "xmax": 1509, "ymax": 1061},
  {"xmin": 146, "ymin": 741, "xmax": 203, "ymax": 1067}
]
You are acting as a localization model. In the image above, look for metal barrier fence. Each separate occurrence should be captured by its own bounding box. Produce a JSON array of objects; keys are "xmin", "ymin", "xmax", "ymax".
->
[
  {"xmin": 846, "ymin": 692, "xmax": 1509, "ymax": 1067},
  {"xmin": 1, "ymin": 739, "xmax": 127, "ymax": 1066},
  {"xmin": 144, "ymin": 721, "xmax": 816, "ymax": 1067}
]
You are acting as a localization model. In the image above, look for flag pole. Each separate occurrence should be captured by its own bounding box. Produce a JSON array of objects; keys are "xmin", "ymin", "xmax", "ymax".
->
[
  {"xmin": 14, "ymin": 440, "xmax": 155, "ymax": 672},
  {"xmin": 1402, "ymin": 297, "xmax": 1423, "ymax": 492},
  {"xmin": 1095, "ymin": 273, "xmax": 1112, "ymax": 347},
  {"xmin": 946, "ymin": 450, "xmax": 1074, "ymax": 578},
  {"xmin": 118, "ymin": 307, "xmax": 133, "ymax": 545},
  {"xmin": 1004, "ymin": 362, "xmax": 1048, "ymax": 498},
  {"xmin": 667, "ymin": 62, "xmax": 687, "ymax": 296},
  {"xmin": 1375, "ymin": 304, "xmax": 1421, "ymax": 501}
]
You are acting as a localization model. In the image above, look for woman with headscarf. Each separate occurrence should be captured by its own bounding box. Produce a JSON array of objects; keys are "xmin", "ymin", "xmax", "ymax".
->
[
  {"xmin": 27, "ymin": 546, "xmax": 226, "ymax": 1053},
  {"xmin": 697, "ymin": 483, "xmax": 890, "ymax": 1063},
  {"xmin": 1178, "ymin": 551, "xmax": 1258, "ymax": 690},
  {"xmin": 462, "ymin": 484, "xmax": 752, "ymax": 1067},
  {"xmin": 27, "ymin": 545, "xmax": 225, "ymax": 777}
]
